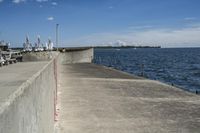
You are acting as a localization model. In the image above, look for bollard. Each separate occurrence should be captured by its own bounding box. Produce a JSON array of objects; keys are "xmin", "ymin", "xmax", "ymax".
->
[{"xmin": 141, "ymin": 64, "xmax": 144, "ymax": 77}]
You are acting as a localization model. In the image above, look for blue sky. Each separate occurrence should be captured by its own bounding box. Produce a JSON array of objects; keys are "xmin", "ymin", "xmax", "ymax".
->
[{"xmin": 0, "ymin": 0, "xmax": 200, "ymax": 47}]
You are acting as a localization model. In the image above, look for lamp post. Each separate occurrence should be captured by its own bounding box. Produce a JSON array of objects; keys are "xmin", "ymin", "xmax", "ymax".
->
[{"xmin": 56, "ymin": 24, "xmax": 59, "ymax": 51}]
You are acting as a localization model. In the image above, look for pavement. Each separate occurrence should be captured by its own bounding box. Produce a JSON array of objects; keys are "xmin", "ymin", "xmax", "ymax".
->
[
  {"xmin": 56, "ymin": 63, "xmax": 200, "ymax": 133},
  {"xmin": 0, "ymin": 62, "xmax": 48, "ymax": 109}
]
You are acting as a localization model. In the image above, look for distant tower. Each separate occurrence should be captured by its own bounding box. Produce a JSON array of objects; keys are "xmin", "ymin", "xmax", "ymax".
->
[
  {"xmin": 35, "ymin": 35, "xmax": 44, "ymax": 51},
  {"xmin": 26, "ymin": 36, "xmax": 29, "ymax": 44},
  {"xmin": 25, "ymin": 35, "xmax": 30, "ymax": 48},
  {"xmin": 38, "ymin": 35, "xmax": 41, "ymax": 47},
  {"xmin": 47, "ymin": 38, "xmax": 53, "ymax": 50},
  {"xmin": 47, "ymin": 39, "xmax": 50, "ymax": 50},
  {"xmin": 35, "ymin": 35, "xmax": 40, "ymax": 49},
  {"xmin": 23, "ymin": 35, "xmax": 32, "ymax": 51},
  {"xmin": 56, "ymin": 24, "xmax": 59, "ymax": 51}
]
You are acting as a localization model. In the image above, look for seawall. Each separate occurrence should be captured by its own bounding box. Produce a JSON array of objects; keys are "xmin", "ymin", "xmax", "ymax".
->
[
  {"xmin": 1, "ymin": 47, "xmax": 200, "ymax": 133},
  {"xmin": 0, "ymin": 48, "xmax": 93, "ymax": 133},
  {"xmin": 0, "ymin": 53, "xmax": 58, "ymax": 133},
  {"xmin": 59, "ymin": 48, "xmax": 94, "ymax": 64}
]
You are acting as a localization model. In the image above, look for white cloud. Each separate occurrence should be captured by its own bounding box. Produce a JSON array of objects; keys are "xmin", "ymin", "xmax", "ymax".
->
[
  {"xmin": 65, "ymin": 25, "xmax": 200, "ymax": 48},
  {"xmin": 47, "ymin": 16, "xmax": 54, "ymax": 21},
  {"xmin": 12, "ymin": 0, "xmax": 50, "ymax": 4},
  {"xmin": 0, "ymin": 0, "xmax": 3, "ymax": 3},
  {"xmin": 51, "ymin": 2, "xmax": 57, "ymax": 6},
  {"xmin": 12, "ymin": 0, "xmax": 57, "ymax": 5},
  {"xmin": 36, "ymin": 0, "xmax": 48, "ymax": 2},
  {"xmin": 109, "ymin": 6, "xmax": 113, "ymax": 9},
  {"xmin": 184, "ymin": 17, "xmax": 196, "ymax": 21},
  {"xmin": 129, "ymin": 25, "xmax": 153, "ymax": 30},
  {"xmin": 12, "ymin": 0, "xmax": 26, "ymax": 4}
]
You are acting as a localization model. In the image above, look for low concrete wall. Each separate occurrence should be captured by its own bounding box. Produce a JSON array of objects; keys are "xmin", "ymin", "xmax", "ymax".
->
[
  {"xmin": 59, "ymin": 48, "xmax": 94, "ymax": 64},
  {"xmin": 0, "ymin": 55, "xmax": 58, "ymax": 133},
  {"xmin": 22, "ymin": 52, "xmax": 55, "ymax": 62},
  {"xmin": 0, "ymin": 48, "xmax": 93, "ymax": 133}
]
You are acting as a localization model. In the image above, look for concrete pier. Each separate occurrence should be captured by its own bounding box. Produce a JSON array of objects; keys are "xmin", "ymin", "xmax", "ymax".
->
[
  {"xmin": 56, "ymin": 57, "xmax": 200, "ymax": 133},
  {"xmin": 0, "ymin": 52, "xmax": 58, "ymax": 133},
  {"xmin": 0, "ymin": 48, "xmax": 200, "ymax": 133}
]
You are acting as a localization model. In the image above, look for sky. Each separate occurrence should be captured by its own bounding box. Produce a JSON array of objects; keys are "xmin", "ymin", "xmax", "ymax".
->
[{"xmin": 0, "ymin": 0, "xmax": 200, "ymax": 47}]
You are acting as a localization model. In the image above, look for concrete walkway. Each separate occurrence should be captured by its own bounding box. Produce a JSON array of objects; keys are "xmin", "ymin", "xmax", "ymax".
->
[{"xmin": 56, "ymin": 63, "xmax": 200, "ymax": 133}]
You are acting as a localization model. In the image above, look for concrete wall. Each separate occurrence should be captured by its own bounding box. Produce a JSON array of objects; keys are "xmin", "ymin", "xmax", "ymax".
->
[
  {"xmin": 22, "ymin": 48, "xmax": 93, "ymax": 63},
  {"xmin": 59, "ymin": 48, "xmax": 94, "ymax": 64},
  {"xmin": 22, "ymin": 52, "xmax": 55, "ymax": 62},
  {"xmin": 0, "ymin": 48, "xmax": 93, "ymax": 133},
  {"xmin": 0, "ymin": 56, "xmax": 58, "ymax": 133}
]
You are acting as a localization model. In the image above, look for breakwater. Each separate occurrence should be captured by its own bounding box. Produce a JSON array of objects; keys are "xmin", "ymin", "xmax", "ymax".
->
[
  {"xmin": 0, "ymin": 48, "xmax": 93, "ymax": 133},
  {"xmin": 0, "ymin": 48, "xmax": 200, "ymax": 133}
]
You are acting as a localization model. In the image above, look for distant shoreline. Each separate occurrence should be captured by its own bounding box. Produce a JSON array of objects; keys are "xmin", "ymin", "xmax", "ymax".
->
[
  {"xmin": 10, "ymin": 46, "xmax": 200, "ymax": 50},
  {"xmin": 94, "ymin": 46, "xmax": 161, "ymax": 49}
]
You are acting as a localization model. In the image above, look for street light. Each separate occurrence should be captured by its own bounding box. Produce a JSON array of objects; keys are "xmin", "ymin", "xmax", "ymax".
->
[{"xmin": 56, "ymin": 24, "xmax": 59, "ymax": 51}]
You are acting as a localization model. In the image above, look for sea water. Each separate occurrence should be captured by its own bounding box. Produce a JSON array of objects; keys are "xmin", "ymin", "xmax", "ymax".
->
[{"xmin": 94, "ymin": 48, "xmax": 200, "ymax": 93}]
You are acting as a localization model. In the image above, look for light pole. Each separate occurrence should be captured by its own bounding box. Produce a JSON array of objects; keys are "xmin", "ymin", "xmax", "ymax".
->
[{"xmin": 56, "ymin": 24, "xmax": 59, "ymax": 51}]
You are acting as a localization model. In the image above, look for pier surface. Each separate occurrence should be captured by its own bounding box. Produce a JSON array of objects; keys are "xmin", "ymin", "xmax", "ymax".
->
[{"xmin": 57, "ymin": 63, "xmax": 200, "ymax": 133}]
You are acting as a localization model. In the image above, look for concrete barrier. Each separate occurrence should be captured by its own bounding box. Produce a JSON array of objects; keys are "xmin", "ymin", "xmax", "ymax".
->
[
  {"xmin": 0, "ymin": 48, "xmax": 93, "ymax": 133},
  {"xmin": 59, "ymin": 48, "xmax": 94, "ymax": 64},
  {"xmin": 0, "ymin": 54, "xmax": 58, "ymax": 133},
  {"xmin": 22, "ymin": 52, "xmax": 55, "ymax": 62}
]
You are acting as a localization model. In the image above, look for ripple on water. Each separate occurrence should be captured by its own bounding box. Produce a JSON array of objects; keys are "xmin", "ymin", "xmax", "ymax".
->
[{"xmin": 94, "ymin": 48, "xmax": 200, "ymax": 93}]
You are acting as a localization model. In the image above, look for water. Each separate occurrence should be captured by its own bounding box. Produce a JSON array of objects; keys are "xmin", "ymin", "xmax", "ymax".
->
[{"xmin": 94, "ymin": 48, "xmax": 200, "ymax": 93}]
